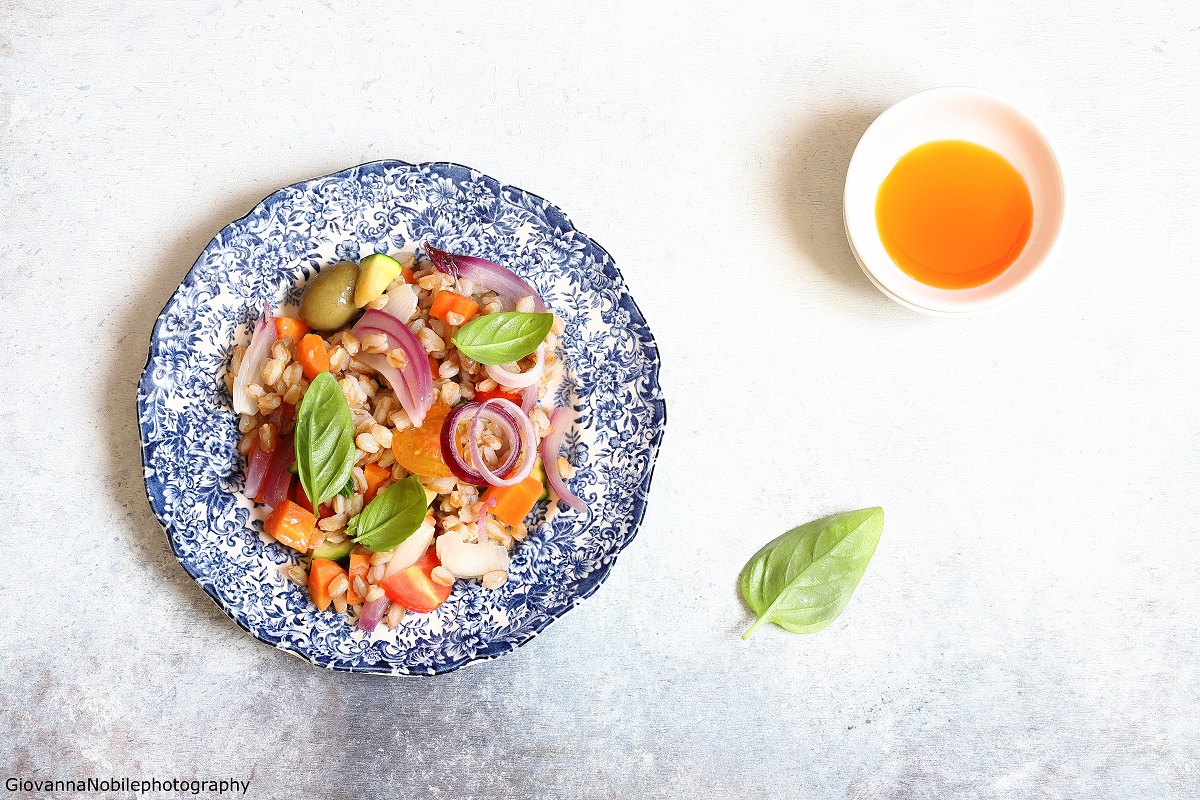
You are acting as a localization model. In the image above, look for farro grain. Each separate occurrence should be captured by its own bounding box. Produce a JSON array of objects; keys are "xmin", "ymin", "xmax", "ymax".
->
[
  {"xmin": 283, "ymin": 362, "xmax": 304, "ymax": 388},
  {"xmin": 369, "ymin": 551, "xmax": 393, "ymax": 566},
  {"xmin": 418, "ymin": 328, "xmax": 445, "ymax": 352},
  {"xmin": 328, "ymin": 574, "xmax": 349, "ymax": 598},
  {"xmin": 261, "ymin": 358, "xmax": 284, "ymax": 387},
  {"xmin": 430, "ymin": 566, "xmax": 454, "ymax": 587},
  {"xmin": 238, "ymin": 413, "xmax": 257, "ymax": 433},
  {"xmin": 385, "ymin": 603, "xmax": 405, "ymax": 627},
  {"xmin": 333, "ymin": 494, "xmax": 346, "ymax": 516},
  {"xmin": 272, "ymin": 340, "xmax": 290, "ymax": 360},
  {"xmin": 361, "ymin": 333, "xmax": 388, "ymax": 354},
  {"xmin": 352, "ymin": 576, "xmax": 368, "ymax": 598},
  {"xmin": 238, "ymin": 431, "xmax": 255, "ymax": 455},
  {"xmin": 482, "ymin": 301, "xmax": 503, "ymax": 315},
  {"xmin": 352, "ymin": 466, "xmax": 367, "ymax": 493},
  {"xmin": 283, "ymin": 383, "xmax": 304, "ymax": 406},
  {"xmin": 391, "ymin": 463, "xmax": 409, "ymax": 481},
  {"xmin": 511, "ymin": 523, "xmax": 528, "ymax": 541},
  {"xmin": 245, "ymin": 383, "xmax": 265, "ymax": 399},
  {"xmin": 257, "ymin": 393, "xmax": 282, "ymax": 414},
  {"xmin": 389, "ymin": 409, "xmax": 412, "ymax": 430},
  {"xmin": 329, "ymin": 345, "xmax": 349, "ymax": 372},
  {"xmin": 427, "ymin": 476, "xmax": 456, "ymax": 494},
  {"xmin": 370, "ymin": 424, "xmax": 392, "ymax": 449},
  {"xmin": 445, "ymin": 311, "xmax": 465, "ymax": 327},
  {"xmin": 258, "ymin": 422, "xmax": 278, "ymax": 454},
  {"xmin": 482, "ymin": 570, "xmax": 508, "ymax": 590},
  {"xmin": 368, "ymin": 564, "xmax": 386, "ymax": 583},
  {"xmin": 438, "ymin": 361, "xmax": 460, "ymax": 379},
  {"xmin": 347, "ymin": 494, "xmax": 364, "ymax": 516},
  {"xmin": 367, "ymin": 295, "xmax": 389, "ymax": 311},
  {"xmin": 551, "ymin": 314, "xmax": 565, "ymax": 336},
  {"xmin": 440, "ymin": 382, "xmax": 461, "ymax": 406},
  {"xmin": 332, "ymin": 595, "xmax": 348, "ymax": 614},
  {"xmin": 385, "ymin": 348, "xmax": 409, "ymax": 371},
  {"xmin": 341, "ymin": 331, "xmax": 360, "ymax": 355},
  {"xmin": 365, "ymin": 585, "xmax": 385, "ymax": 602},
  {"xmin": 356, "ymin": 432, "xmax": 380, "ymax": 453},
  {"xmin": 476, "ymin": 377, "xmax": 497, "ymax": 392},
  {"xmin": 516, "ymin": 295, "xmax": 536, "ymax": 313},
  {"xmin": 325, "ymin": 531, "xmax": 346, "ymax": 544},
  {"xmin": 377, "ymin": 450, "xmax": 395, "ymax": 468},
  {"xmin": 318, "ymin": 514, "xmax": 347, "ymax": 532},
  {"xmin": 409, "ymin": 317, "xmax": 427, "ymax": 332}
]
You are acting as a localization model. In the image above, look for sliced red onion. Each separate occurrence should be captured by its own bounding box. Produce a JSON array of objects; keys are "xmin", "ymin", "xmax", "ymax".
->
[
  {"xmin": 351, "ymin": 309, "xmax": 434, "ymax": 427},
  {"xmin": 358, "ymin": 595, "xmax": 389, "ymax": 632},
  {"xmin": 475, "ymin": 497, "xmax": 497, "ymax": 544},
  {"xmin": 521, "ymin": 384, "xmax": 538, "ymax": 413},
  {"xmin": 469, "ymin": 398, "xmax": 537, "ymax": 487},
  {"xmin": 259, "ymin": 435, "xmax": 295, "ymax": 508},
  {"xmin": 243, "ymin": 438, "xmax": 273, "ymax": 500},
  {"xmin": 486, "ymin": 344, "xmax": 546, "ymax": 390},
  {"xmin": 439, "ymin": 402, "xmax": 520, "ymax": 486},
  {"xmin": 232, "ymin": 303, "xmax": 276, "ymax": 415},
  {"xmin": 425, "ymin": 243, "xmax": 546, "ymax": 312},
  {"xmin": 541, "ymin": 407, "xmax": 588, "ymax": 514}
]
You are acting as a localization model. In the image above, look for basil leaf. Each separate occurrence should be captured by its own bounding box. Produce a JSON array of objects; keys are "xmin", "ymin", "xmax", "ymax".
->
[
  {"xmin": 347, "ymin": 476, "xmax": 428, "ymax": 553},
  {"xmin": 294, "ymin": 371, "xmax": 355, "ymax": 508},
  {"xmin": 452, "ymin": 311, "xmax": 554, "ymax": 366},
  {"xmin": 740, "ymin": 507, "xmax": 884, "ymax": 639}
]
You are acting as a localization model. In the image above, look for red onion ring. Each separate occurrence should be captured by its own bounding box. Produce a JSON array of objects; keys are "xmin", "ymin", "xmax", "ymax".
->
[
  {"xmin": 521, "ymin": 384, "xmax": 538, "ymax": 413},
  {"xmin": 425, "ymin": 243, "xmax": 547, "ymax": 312},
  {"xmin": 541, "ymin": 407, "xmax": 588, "ymax": 514},
  {"xmin": 470, "ymin": 398, "xmax": 537, "ymax": 487},
  {"xmin": 486, "ymin": 344, "xmax": 546, "ymax": 390},
  {"xmin": 358, "ymin": 595, "xmax": 389, "ymax": 632},
  {"xmin": 439, "ymin": 402, "xmax": 520, "ymax": 486}
]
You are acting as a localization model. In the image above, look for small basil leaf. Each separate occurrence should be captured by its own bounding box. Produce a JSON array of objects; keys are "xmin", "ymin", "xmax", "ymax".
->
[
  {"xmin": 452, "ymin": 311, "xmax": 554, "ymax": 366},
  {"xmin": 347, "ymin": 476, "xmax": 428, "ymax": 552},
  {"xmin": 740, "ymin": 507, "xmax": 884, "ymax": 639},
  {"xmin": 294, "ymin": 371, "xmax": 356, "ymax": 508}
]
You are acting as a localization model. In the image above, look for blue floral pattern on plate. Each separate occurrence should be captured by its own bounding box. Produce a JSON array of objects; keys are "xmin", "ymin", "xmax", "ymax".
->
[{"xmin": 137, "ymin": 160, "xmax": 666, "ymax": 675}]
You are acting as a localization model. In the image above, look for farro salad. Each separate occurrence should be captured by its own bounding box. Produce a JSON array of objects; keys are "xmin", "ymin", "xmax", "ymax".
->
[{"xmin": 225, "ymin": 245, "xmax": 587, "ymax": 632}]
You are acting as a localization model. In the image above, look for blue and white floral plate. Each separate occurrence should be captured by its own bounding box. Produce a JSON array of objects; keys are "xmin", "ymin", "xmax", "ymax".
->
[{"xmin": 137, "ymin": 160, "xmax": 666, "ymax": 675}]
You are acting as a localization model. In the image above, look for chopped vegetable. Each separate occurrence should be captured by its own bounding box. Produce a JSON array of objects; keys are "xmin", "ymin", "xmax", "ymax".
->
[
  {"xmin": 391, "ymin": 404, "xmax": 454, "ymax": 478},
  {"xmin": 485, "ymin": 344, "xmax": 546, "ymax": 389},
  {"xmin": 244, "ymin": 439, "xmax": 273, "ymax": 500},
  {"xmin": 232, "ymin": 303, "xmax": 277, "ymax": 415},
  {"xmin": 344, "ymin": 550, "xmax": 371, "ymax": 604},
  {"xmin": 297, "ymin": 333, "xmax": 330, "ymax": 380},
  {"xmin": 425, "ymin": 244, "xmax": 546, "ymax": 312},
  {"xmin": 401, "ymin": 266, "xmax": 415, "ymax": 284},
  {"xmin": 258, "ymin": 434, "xmax": 295, "ymax": 508},
  {"xmin": 436, "ymin": 529, "xmax": 510, "ymax": 578},
  {"xmin": 382, "ymin": 283, "xmax": 418, "ymax": 324},
  {"xmin": 308, "ymin": 558, "xmax": 347, "ymax": 612},
  {"xmin": 383, "ymin": 519, "xmax": 436, "ymax": 577},
  {"xmin": 439, "ymin": 401, "xmax": 522, "ymax": 486},
  {"xmin": 362, "ymin": 462, "xmax": 390, "ymax": 502},
  {"xmin": 299, "ymin": 262, "xmax": 359, "ymax": 331},
  {"xmin": 352, "ymin": 309, "xmax": 434, "ymax": 428},
  {"xmin": 467, "ymin": 398, "xmax": 537, "ymax": 487},
  {"xmin": 264, "ymin": 500, "xmax": 316, "ymax": 553},
  {"xmin": 358, "ymin": 596, "xmax": 389, "ymax": 632},
  {"xmin": 311, "ymin": 538, "xmax": 354, "ymax": 561},
  {"xmin": 274, "ymin": 316, "xmax": 310, "ymax": 343},
  {"xmin": 483, "ymin": 474, "xmax": 544, "ymax": 527},
  {"xmin": 430, "ymin": 290, "xmax": 480, "ymax": 324},
  {"xmin": 380, "ymin": 546, "xmax": 451, "ymax": 613},
  {"xmin": 354, "ymin": 253, "xmax": 405, "ymax": 308}
]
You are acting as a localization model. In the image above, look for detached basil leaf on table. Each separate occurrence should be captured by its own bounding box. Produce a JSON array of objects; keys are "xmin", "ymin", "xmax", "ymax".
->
[
  {"xmin": 348, "ymin": 476, "xmax": 428, "ymax": 552},
  {"xmin": 294, "ymin": 371, "xmax": 356, "ymax": 508},
  {"xmin": 740, "ymin": 507, "xmax": 884, "ymax": 639},
  {"xmin": 452, "ymin": 311, "xmax": 554, "ymax": 366}
]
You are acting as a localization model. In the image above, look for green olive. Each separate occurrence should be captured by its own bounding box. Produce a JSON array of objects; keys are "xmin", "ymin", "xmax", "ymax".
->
[{"xmin": 300, "ymin": 262, "xmax": 360, "ymax": 331}]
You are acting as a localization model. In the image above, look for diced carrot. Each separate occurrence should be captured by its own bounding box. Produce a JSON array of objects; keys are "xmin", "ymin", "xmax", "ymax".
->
[
  {"xmin": 363, "ymin": 462, "xmax": 390, "ymax": 502},
  {"xmin": 275, "ymin": 317, "xmax": 310, "ymax": 343},
  {"xmin": 428, "ymin": 354, "xmax": 439, "ymax": 375},
  {"xmin": 308, "ymin": 558, "xmax": 347, "ymax": 612},
  {"xmin": 344, "ymin": 551, "xmax": 371, "ymax": 605},
  {"xmin": 401, "ymin": 266, "xmax": 415, "ymax": 284},
  {"xmin": 297, "ymin": 333, "xmax": 330, "ymax": 380},
  {"xmin": 429, "ymin": 291, "xmax": 480, "ymax": 324},
  {"xmin": 483, "ymin": 475, "xmax": 544, "ymax": 527},
  {"xmin": 264, "ymin": 499, "xmax": 316, "ymax": 553}
]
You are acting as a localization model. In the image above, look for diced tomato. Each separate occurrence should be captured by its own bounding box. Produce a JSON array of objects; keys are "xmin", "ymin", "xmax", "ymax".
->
[
  {"xmin": 473, "ymin": 388, "xmax": 523, "ymax": 405},
  {"xmin": 380, "ymin": 547, "xmax": 451, "ymax": 613}
]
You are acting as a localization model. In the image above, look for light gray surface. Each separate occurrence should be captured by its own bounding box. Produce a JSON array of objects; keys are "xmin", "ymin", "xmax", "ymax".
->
[{"xmin": 2, "ymin": 2, "xmax": 1199, "ymax": 798}]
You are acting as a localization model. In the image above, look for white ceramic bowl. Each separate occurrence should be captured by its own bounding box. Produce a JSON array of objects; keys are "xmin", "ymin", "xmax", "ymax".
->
[{"xmin": 843, "ymin": 87, "xmax": 1067, "ymax": 316}]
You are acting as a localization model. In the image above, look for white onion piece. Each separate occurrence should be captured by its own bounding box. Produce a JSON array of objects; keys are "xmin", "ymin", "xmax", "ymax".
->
[
  {"xmin": 232, "ymin": 303, "xmax": 276, "ymax": 415},
  {"xmin": 383, "ymin": 283, "xmax": 418, "ymax": 324},
  {"xmin": 435, "ymin": 531, "xmax": 510, "ymax": 579},
  {"xmin": 382, "ymin": 521, "xmax": 436, "ymax": 578},
  {"xmin": 486, "ymin": 344, "xmax": 546, "ymax": 389}
]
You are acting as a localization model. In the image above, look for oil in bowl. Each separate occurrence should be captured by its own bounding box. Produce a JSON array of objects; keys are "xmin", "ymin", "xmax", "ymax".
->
[{"xmin": 875, "ymin": 140, "xmax": 1033, "ymax": 289}]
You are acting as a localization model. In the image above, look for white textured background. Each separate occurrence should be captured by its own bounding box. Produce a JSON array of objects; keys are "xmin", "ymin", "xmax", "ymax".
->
[{"xmin": 2, "ymin": 1, "xmax": 1198, "ymax": 798}]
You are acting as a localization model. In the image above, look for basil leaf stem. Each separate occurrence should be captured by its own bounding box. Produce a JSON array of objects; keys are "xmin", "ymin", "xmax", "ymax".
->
[
  {"xmin": 740, "ymin": 508, "xmax": 884, "ymax": 639},
  {"xmin": 294, "ymin": 371, "xmax": 356, "ymax": 508},
  {"xmin": 452, "ymin": 311, "xmax": 554, "ymax": 366}
]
